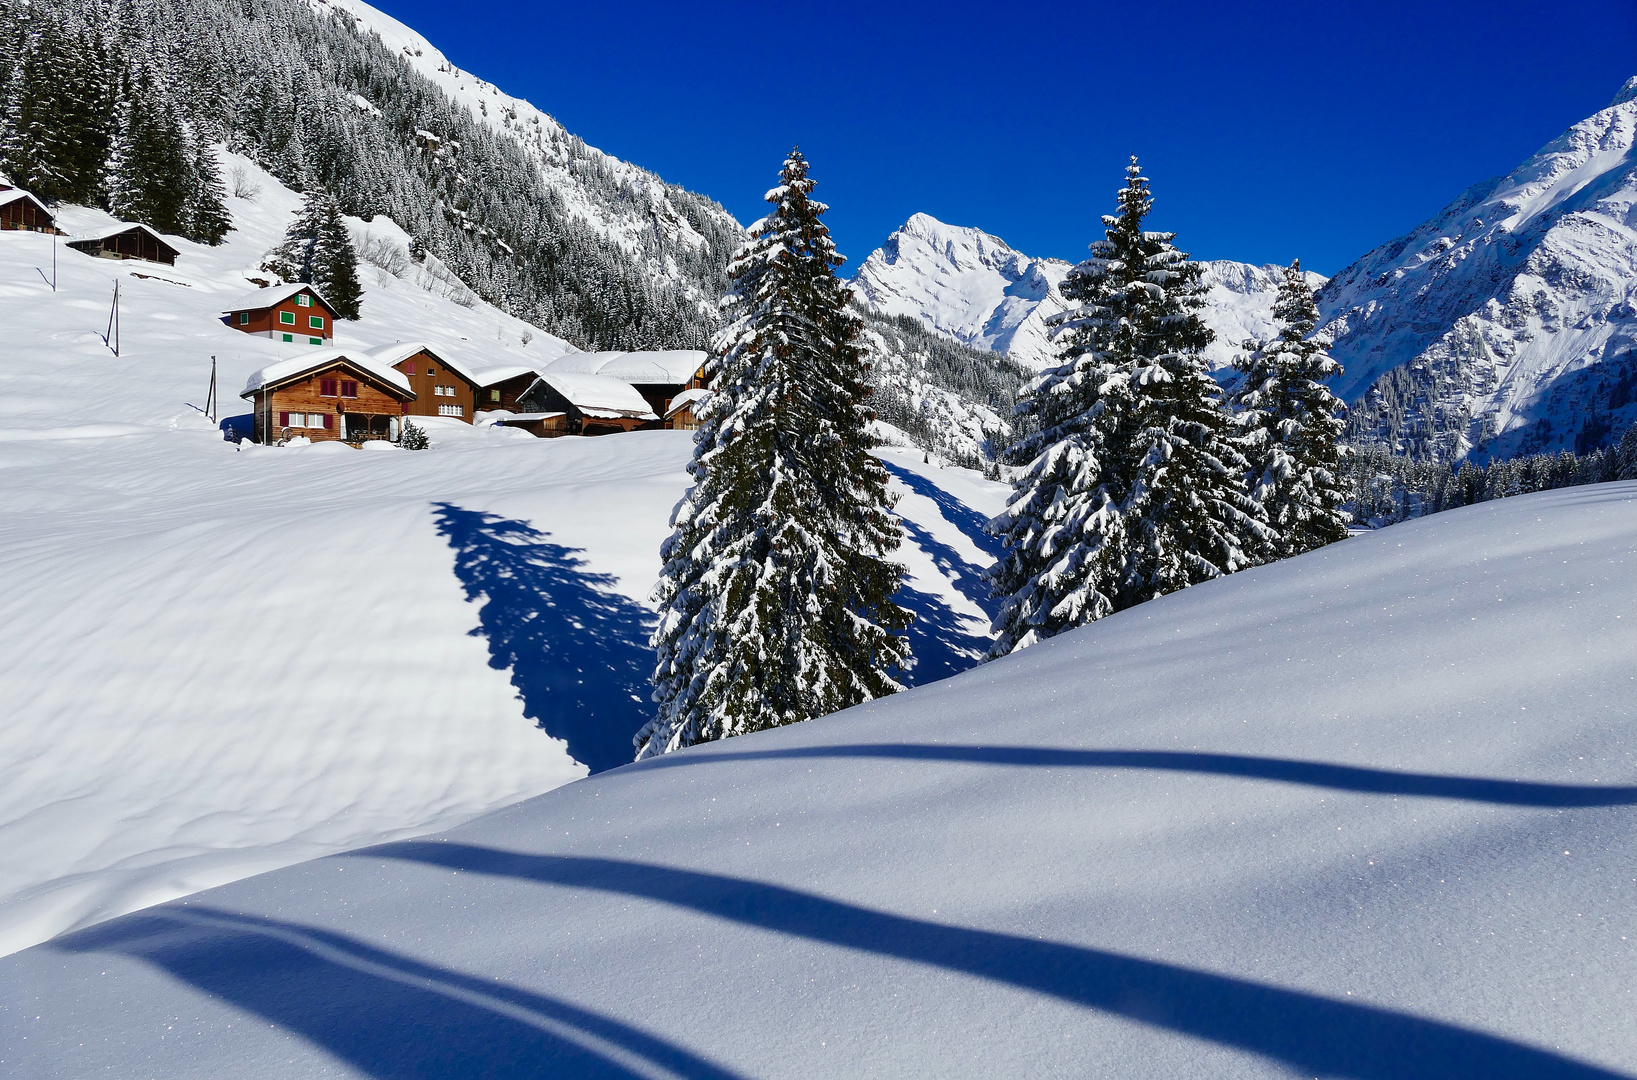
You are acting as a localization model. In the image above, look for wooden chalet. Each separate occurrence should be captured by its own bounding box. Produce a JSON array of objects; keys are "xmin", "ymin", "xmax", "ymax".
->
[
  {"xmin": 509, "ymin": 372, "xmax": 658, "ymax": 437},
  {"xmin": 240, "ymin": 349, "xmax": 415, "ymax": 445},
  {"xmin": 471, "ymin": 364, "xmax": 540, "ymax": 414},
  {"xmin": 662, "ymin": 388, "xmax": 712, "ymax": 431},
  {"xmin": 0, "ymin": 189, "xmax": 58, "ymax": 234},
  {"xmin": 541, "ymin": 350, "xmax": 707, "ymax": 422},
  {"xmin": 364, "ymin": 343, "xmax": 484, "ymax": 423},
  {"xmin": 222, "ymin": 284, "xmax": 339, "ymax": 347},
  {"xmin": 67, "ymin": 223, "xmax": 178, "ymax": 265}
]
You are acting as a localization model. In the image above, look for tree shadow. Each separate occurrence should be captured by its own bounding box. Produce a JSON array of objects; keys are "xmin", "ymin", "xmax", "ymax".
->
[
  {"xmin": 894, "ymin": 584, "xmax": 992, "ymax": 686},
  {"xmin": 54, "ymin": 906, "xmax": 748, "ymax": 1080},
  {"xmin": 433, "ymin": 504, "xmax": 655, "ymax": 774},
  {"xmin": 359, "ymin": 843, "xmax": 1627, "ymax": 1080},
  {"xmin": 627, "ymin": 744, "xmax": 1637, "ymax": 808}
]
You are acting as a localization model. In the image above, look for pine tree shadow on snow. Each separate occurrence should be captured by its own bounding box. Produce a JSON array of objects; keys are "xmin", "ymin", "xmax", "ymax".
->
[
  {"xmin": 55, "ymin": 907, "xmax": 748, "ymax": 1080},
  {"xmin": 433, "ymin": 503, "xmax": 655, "ymax": 774},
  {"xmin": 881, "ymin": 461, "xmax": 1003, "ymax": 684}
]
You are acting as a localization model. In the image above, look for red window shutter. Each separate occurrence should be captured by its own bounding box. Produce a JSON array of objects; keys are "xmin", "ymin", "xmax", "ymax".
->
[
  {"xmin": 405, "ymin": 362, "xmax": 416, "ymax": 375},
  {"xmin": 279, "ymin": 411, "xmax": 289, "ymax": 426},
  {"xmin": 323, "ymin": 414, "xmax": 333, "ymax": 430}
]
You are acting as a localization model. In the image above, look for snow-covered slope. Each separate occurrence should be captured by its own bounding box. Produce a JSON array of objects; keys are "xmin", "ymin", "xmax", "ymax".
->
[
  {"xmin": 0, "ymin": 161, "xmax": 1006, "ymax": 958},
  {"xmin": 1322, "ymin": 77, "xmax": 1637, "ymax": 462},
  {"xmin": 851, "ymin": 213, "xmax": 1324, "ymax": 371},
  {"xmin": 5, "ymin": 482, "xmax": 1632, "ymax": 1078}
]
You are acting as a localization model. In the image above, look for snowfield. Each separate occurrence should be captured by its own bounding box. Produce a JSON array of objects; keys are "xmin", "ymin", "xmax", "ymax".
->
[
  {"xmin": 2, "ymin": 480, "xmax": 1632, "ymax": 1078},
  {"xmin": 0, "ymin": 158, "xmax": 1004, "ymax": 958}
]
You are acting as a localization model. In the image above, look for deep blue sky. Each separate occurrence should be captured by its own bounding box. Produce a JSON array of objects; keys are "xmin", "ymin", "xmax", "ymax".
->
[{"xmin": 371, "ymin": 0, "xmax": 1633, "ymax": 276}]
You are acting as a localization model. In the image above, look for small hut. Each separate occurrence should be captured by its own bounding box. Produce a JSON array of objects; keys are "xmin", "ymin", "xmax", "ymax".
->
[
  {"xmin": 240, "ymin": 349, "xmax": 414, "ymax": 445},
  {"xmin": 662, "ymin": 388, "xmax": 712, "ymax": 431},
  {"xmin": 511, "ymin": 372, "xmax": 658, "ymax": 437},
  {"xmin": 364, "ymin": 343, "xmax": 484, "ymax": 424},
  {"xmin": 67, "ymin": 223, "xmax": 178, "ymax": 265},
  {"xmin": 222, "ymin": 284, "xmax": 339, "ymax": 347},
  {"xmin": 541, "ymin": 350, "xmax": 707, "ymax": 418},
  {"xmin": 0, "ymin": 189, "xmax": 59, "ymax": 233}
]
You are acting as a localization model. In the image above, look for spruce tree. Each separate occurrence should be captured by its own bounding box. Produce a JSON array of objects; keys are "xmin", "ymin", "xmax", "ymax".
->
[
  {"xmin": 105, "ymin": 73, "xmax": 192, "ymax": 235},
  {"xmin": 1229, "ymin": 260, "xmax": 1349, "ymax": 560},
  {"xmin": 185, "ymin": 138, "xmax": 232, "ymax": 245},
  {"xmin": 638, "ymin": 149, "xmax": 911, "ymax": 759},
  {"xmin": 264, "ymin": 188, "xmax": 362, "ymax": 318},
  {"xmin": 988, "ymin": 158, "xmax": 1265, "ymax": 657}
]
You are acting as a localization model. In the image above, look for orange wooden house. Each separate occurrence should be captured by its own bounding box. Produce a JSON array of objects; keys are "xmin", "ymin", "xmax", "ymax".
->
[
  {"xmin": 0, "ymin": 188, "xmax": 58, "ymax": 233},
  {"xmin": 67, "ymin": 223, "xmax": 178, "ymax": 265},
  {"xmin": 363, "ymin": 343, "xmax": 486, "ymax": 423},
  {"xmin": 222, "ymin": 284, "xmax": 339, "ymax": 347},
  {"xmin": 240, "ymin": 349, "xmax": 414, "ymax": 444}
]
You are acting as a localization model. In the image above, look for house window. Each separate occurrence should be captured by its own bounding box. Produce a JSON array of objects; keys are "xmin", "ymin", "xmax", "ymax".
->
[
  {"xmin": 309, "ymin": 315, "xmax": 324, "ymax": 330},
  {"xmin": 438, "ymin": 404, "xmax": 464, "ymax": 417},
  {"xmin": 280, "ymin": 311, "xmax": 296, "ymax": 325},
  {"xmin": 340, "ymin": 380, "xmax": 358, "ymax": 398},
  {"xmin": 320, "ymin": 379, "xmax": 338, "ymax": 397},
  {"xmin": 489, "ymin": 389, "xmax": 501, "ymax": 403},
  {"xmin": 296, "ymin": 294, "xmax": 312, "ymax": 307},
  {"xmin": 282, "ymin": 333, "xmax": 293, "ymax": 342},
  {"xmin": 405, "ymin": 362, "xmax": 416, "ymax": 375},
  {"xmin": 238, "ymin": 312, "xmax": 249, "ymax": 325},
  {"xmin": 309, "ymin": 337, "xmax": 323, "ymax": 345}
]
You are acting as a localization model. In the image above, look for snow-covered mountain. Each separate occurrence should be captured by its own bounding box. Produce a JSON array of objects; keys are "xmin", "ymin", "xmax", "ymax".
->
[
  {"xmin": 851, "ymin": 213, "xmax": 1325, "ymax": 372},
  {"xmin": 7, "ymin": 480, "xmax": 1633, "ymax": 1077},
  {"xmin": 1322, "ymin": 77, "xmax": 1637, "ymax": 462}
]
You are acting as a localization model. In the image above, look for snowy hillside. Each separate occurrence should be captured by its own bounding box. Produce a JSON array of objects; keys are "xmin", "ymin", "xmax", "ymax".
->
[
  {"xmin": 4, "ymin": 481, "xmax": 1633, "ymax": 1078},
  {"xmin": 1323, "ymin": 77, "xmax": 1637, "ymax": 462},
  {"xmin": 850, "ymin": 212, "xmax": 1322, "ymax": 371},
  {"xmin": 0, "ymin": 162, "xmax": 1007, "ymax": 958}
]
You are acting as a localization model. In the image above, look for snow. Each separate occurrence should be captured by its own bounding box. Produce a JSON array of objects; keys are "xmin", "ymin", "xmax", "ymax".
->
[
  {"xmin": 3, "ymin": 481, "xmax": 1632, "ymax": 1077},
  {"xmin": 663, "ymin": 386, "xmax": 711, "ymax": 418},
  {"xmin": 66, "ymin": 220, "xmax": 171, "ymax": 246},
  {"xmin": 851, "ymin": 213, "xmax": 1326, "ymax": 372},
  {"xmin": 220, "ymin": 280, "xmax": 333, "ymax": 314},
  {"xmin": 0, "ymin": 188, "xmax": 49, "ymax": 214},
  {"xmin": 534, "ymin": 371, "xmax": 660, "ymax": 417},
  {"xmin": 544, "ymin": 348, "xmax": 707, "ymax": 384},
  {"xmin": 0, "ymin": 154, "xmax": 1000, "ymax": 959},
  {"xmin": 242, "ymin": 346, "xmax": 413, "ymax": 396}
]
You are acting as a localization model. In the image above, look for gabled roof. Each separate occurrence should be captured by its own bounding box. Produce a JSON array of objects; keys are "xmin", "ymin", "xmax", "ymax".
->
[
  {"xmin": 222, "ymin": 282, "xmax": 337, "ymax": 316},
  {"xmin": 663, "ymin": 387, "xmax": 712, "ymax": 420},
  {"xmin": 68, "ymin": 222, "xmax": 176, "ymax": 251},
  {"xmin": 361, "ymin": 342, "xmax": 489, "ymax": 387},
  {"xmin": 528, "ymin": 372, "xmax": 658, "ymax": 419},
  {"xmin": 544, "ymin": 350, "xmax": 706, "ymax": 385},
  {"xmin": 0, "ymin": 189, "xmax": 51, "ymax": 215},
  {"xmin": 468, "ymin": 362, "xmax": 541, "ymax": 388},
  {"xmin": 240, "ymin": 348, "xmax": 413, "ymax": 400}
]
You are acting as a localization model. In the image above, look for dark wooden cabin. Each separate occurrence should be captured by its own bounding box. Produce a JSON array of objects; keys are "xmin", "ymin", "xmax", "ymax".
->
[
  {"xmin": 541, "ymin": 350, "xmax": 707, "ymax": 419},
  {"xmin": 222, "ymin": 284, "xmax": 339, "ymax": 347},
  {"xmin": 68, "ymin": 223, "xmax": 179, "ymax": 265},
  {"xmin": 0, "ymin": 189, "xmax": 58, "ymax": 233},
  {"xmin": 473, "ymin": 365, "xmax": 540, "ymax": 415},
  {"xmin": 240, "ymin": 349, "xmax": 415, "ymax": 445},
  {"xmin": 365, "ymin": 343, "xmax": 483, "ymax": 424},
  {"xmin": 662, "ymin": 388, "xmax": 712, "ymax": 431},
  {"xmin": 513, "ymin": 372, "xmax": 658, "ymax": 437}
]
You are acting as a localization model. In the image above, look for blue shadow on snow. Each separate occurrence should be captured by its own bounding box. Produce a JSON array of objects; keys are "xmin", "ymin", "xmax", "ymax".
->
[
  {"xmin": 433, "ymin": 503, "xmax": 655, "ymax": 774},
  {"xmin": 56, "ymin": 906, "xmax": 748, "ymax": 1080},
  {"xmin": 354, "ymin": 842, "xmax": 1629, "ymax": 1080}
]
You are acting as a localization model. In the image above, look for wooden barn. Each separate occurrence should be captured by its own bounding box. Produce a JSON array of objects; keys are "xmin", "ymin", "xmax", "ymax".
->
[
  {"xmin": 240, "ymin": 349, "xmax": 414, "ymax": 445},
  {"xmin": 67, "ymin": 223, "xmax": 178, "ymax": 265},
  {"xmin": 0, "ymin": 189, "xmax": 58, "ymax": 234},
  {"xmin": 222, "ymin": 284, "xmax": 339, "ymax": 347},
  {"xmin": 471, "ymin": 364, "xmax": 541, "ymax": 415},
  {"xmin": 510, "ymin": 372, "xmax": 658, "ymax": 437},
  {"xmin": 364, "ymin": 343, "xmax": 484, "ymax": 423},
  {"xmin": 541, "ymin": 350, "xmax": 707, "ymax": 421}
]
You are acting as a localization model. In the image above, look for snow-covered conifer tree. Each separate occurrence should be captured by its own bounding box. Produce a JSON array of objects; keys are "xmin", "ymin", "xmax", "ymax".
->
[
  {"xmin": 1229, "ymin": 260, "xmax": 1349, "ymax": 560},
  {"xmin": 185, "ymin": 139, "xmax": 232, "ymax": 246},
  {"xmin": 988, "ymin": 158, "xmax": 1265, "ymax": 657},
  {"xmin": 638, "ymin": 149, "xmax": 911, "ymax": 759},
  {"xmin": 264, "ymin": 188, "xmax": 361, "ymax": 318}
]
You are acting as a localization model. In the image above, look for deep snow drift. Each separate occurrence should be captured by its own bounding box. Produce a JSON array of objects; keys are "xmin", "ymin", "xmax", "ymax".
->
[
  {"xmin": 0, "ymin": 157, "xmax": 1005, "ymax": 958},
  {"xmin": 3, "ymin": 483, "xmax": 1632, "ymax": 1079}
]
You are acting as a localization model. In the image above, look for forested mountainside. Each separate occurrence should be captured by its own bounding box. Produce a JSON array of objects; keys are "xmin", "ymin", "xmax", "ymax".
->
[
  {"xmin": 1322, "ymin": 77, "xmax": 1637, "ymax": 463},
  {"xmin": 0, "ymin": 0, "xmax": 742, "ymax": 350}
]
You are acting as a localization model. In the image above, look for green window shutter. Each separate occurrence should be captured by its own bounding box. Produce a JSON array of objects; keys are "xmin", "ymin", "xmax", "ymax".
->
[
  {"xmin": 280, "ymin": 311, "xmax": 295, "ymax": 325},
  {"xmin": 282, "ymin": 333, "xmax": 293, "ymax": 342},
  {"xmin": 309, "ymin": 337, "xmax": 323, "ymax": 345},
  {"xmin": 309, "ymin": 315, "xmax": 324, "ymax": 329},
  {"xmin": 238, "ymin": 312, "xmax": 248, "ymax": 325}
]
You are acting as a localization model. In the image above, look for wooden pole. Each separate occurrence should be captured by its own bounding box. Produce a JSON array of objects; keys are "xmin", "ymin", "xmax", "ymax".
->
[{"xmin": 206, "ymin": 356, "xmax": 218, "ymax": 423}]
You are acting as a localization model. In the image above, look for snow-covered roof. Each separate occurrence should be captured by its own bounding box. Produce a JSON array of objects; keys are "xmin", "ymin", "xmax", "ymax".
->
[
  {"xmin": 69, "ymin": 222, "xmax": 175, "ymax": 248},
  {"xmin": 530, "ymin": 372, "xmax": 657, "ymax": 418},
  {"xmin": 222, "ymin": 282, "xmax": 336, "ymax": 315},
  {"xmin": 663, "ymin": 387, "xmax": 712, "ymax": 419},
  {"xmin": 467, "ymin": 362, "xmax": 540, "ymax": 387},
  {"xmin": 496, "ymin": 411, "xmax": 566, "ymax": 422},
  {"xmin": 544, "ymin": 349, "xmax": 705, "ymax": 385},
  {"xmin": 361, "ymin": 342, "xmax": 486, "ymax": 387},
  {"xmin": 0, "ymin": 189, "xmax": 51, "ymax": 215},
  {"xmin": 240, "ymin": 348, "xmax": 413, "ymax": 398}
]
